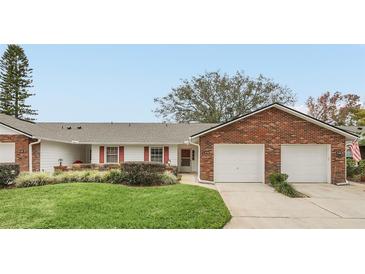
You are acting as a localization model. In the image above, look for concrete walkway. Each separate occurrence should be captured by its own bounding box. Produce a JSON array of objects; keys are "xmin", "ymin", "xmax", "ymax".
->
[
  {"xmin": 180, "ymin": 173, "xmax": 216, "ymax": 190},
  {"xmin": 217, "ymin": 182, "xmax": 365, "ymax": 228}
]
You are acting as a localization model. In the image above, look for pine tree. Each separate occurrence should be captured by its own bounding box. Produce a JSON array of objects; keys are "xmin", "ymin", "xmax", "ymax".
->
[{"xmin": 0, "ymin": 44, "xmax": 37, "ymax": 121}]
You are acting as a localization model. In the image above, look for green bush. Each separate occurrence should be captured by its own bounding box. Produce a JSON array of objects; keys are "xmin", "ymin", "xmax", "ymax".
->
[
  {"xmin": 269, "ymin": 172, "xmax": 304, "ymax": 198},
  {"xmin": 269, "ymin": 173, "xmax": 288, "ymax": 185},
  {"xmin": 15, "ymin": 172, "xmax": 54, "ymax": 188},
  {"xmin": 104, "ymin": 169, "xmax": 126, "ymax": 184},
  {"xmin": 159, "ymin": 171, "xmax": 178, "ymax": 185},
  {"xmin": 347, "ymin": 159, "xmax": 365, "ymax": 179},
  {"xmin": 122, "ymin": 161, "xmax": 166, "ymax": 173},
  {"xmin": 16, "ymin": 170, "xmax": 112, "ymax": 188},
  {"xmin": 0, "ymin": 163, "xmax": 20, "ymax": 186},
  {"xmin": 14, "ymin": 167, "xmax": 174, "ymax": 188},
  {"xmin": 122, "ymin": 162, "xmax": 166, "ymax": 186}
]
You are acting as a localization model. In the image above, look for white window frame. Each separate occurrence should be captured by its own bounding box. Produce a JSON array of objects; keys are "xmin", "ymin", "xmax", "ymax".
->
[
  {"xmin": 149, "ymin": 146, "xmax": 164, "ymax": 163},
  {"xmin": 105, "ymin": 146, "xmax": 119, "ymax": 163}
]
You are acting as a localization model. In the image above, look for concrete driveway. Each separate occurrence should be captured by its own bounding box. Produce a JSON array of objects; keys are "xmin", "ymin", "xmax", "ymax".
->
[{"xmin": 217, "ymin": 182, "xmax": 365, "ymax": 228}]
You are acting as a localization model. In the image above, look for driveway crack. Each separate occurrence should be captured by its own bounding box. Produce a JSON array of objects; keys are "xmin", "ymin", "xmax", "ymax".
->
[{"xmin": 308, "ymin": 200, "xmax": 343, "ymax": 218}]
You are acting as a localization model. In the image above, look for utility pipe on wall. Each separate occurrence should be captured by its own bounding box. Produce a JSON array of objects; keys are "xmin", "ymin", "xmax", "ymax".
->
[{"xmin": 187, "ymin": 137, "xmax": 214, "ymax": 184}]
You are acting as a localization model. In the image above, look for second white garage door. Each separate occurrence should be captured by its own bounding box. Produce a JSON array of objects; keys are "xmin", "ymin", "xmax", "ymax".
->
[
  {"xmin": 281, "ymin": 145, "xmax": 329, "ymax": 183},
  {"xmin": 214, "ymin": 144, "xmax": 264, "ymax": 183}
]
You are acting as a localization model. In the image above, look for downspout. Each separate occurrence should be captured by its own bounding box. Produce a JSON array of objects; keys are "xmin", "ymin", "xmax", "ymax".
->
[
  {"xmin": 29, "ymin": 139, "xmax": 41, "ymax": 173},
  {"xmin": 188, "ymin": 137, "xmax": 215, "ymax": 185}
]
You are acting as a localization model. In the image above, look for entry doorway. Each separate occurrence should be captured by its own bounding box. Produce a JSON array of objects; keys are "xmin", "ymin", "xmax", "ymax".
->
[{"xmin": 180, "ymin": 148, "xmax": 192, "ymax": 172}]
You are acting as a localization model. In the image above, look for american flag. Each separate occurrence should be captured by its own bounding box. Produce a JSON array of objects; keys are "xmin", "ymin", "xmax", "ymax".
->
[{"xmin": 350, "ymin": 139, "xmax": 362, "ymax": 162}]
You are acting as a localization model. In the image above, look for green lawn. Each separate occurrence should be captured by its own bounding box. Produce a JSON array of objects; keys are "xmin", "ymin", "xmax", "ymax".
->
[{"xmin": 0, "ymin": 183, "xmax": 231, "ymax": 228}]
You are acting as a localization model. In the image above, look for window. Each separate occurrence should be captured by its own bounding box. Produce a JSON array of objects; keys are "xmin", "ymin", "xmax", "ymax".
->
[
  {"xmin": 150, "ymin": 147, "xmax": 163, "ymax": 163},
  {"xmin": 106, "ymin": 147, "xmax": 118, "ymax": 163}
]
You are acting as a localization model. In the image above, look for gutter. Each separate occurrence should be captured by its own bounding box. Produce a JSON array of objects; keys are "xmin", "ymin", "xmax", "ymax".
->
[
  {"xmin": 187, "ymin": 137, "xmax": 215, "ymax": 185},
  {"xmin": 29, "ymin": 139, "xmax": 41, "ymax": 172}
]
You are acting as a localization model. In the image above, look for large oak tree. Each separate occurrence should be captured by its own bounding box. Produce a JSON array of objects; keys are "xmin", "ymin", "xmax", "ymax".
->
[{"xmin": 154, "ymin": 71, "xmax": 296, "ymax": 123}]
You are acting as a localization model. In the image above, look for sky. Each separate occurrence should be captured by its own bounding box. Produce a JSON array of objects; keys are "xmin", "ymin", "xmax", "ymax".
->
[{"xmin": 0, "ymin": 44, "xmax": 364, "ymax": 122}]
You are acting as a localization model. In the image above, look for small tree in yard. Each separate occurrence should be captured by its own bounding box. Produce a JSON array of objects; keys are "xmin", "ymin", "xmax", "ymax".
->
[
  {"xmin": 306, "ymin": 91, "xmax": 361, "ymax": 126},
  {"xmin": 154, "ymin": 71, "xmax": 296, "ymax": 123},
  {"xmin": 0, "ymin": 44, "xmax": 37, "ymax": 121}
]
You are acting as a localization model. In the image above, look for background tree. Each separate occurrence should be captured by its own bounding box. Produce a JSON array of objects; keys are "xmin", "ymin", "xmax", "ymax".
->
[
  {"xmin": 306, "ymin": 91, "xmax": 361, "ymax": 126},
  {"xmin": 154, "ymin": 71, "xmax": 296, "ymax": 123},
  {"xmin": 0, "ymin": 44, "xmax": 37, "ymax": 121},
  {"xmin": 352, "ymin": 108, "xmax": 365, "ymax": 126}
]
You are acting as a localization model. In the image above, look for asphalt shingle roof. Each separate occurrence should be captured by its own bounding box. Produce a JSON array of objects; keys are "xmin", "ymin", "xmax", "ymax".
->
[{"xmin": 0, "ymin": 114, "xmax": 217, "ymax": 144}]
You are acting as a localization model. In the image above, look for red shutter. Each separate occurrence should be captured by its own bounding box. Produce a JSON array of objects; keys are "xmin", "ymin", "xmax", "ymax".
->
[
  {"xmin": 144, "ymin": 147, "xmax": 149, "ymax": 161},
  {"xmin": 164, "ymin": 146, "xmax": 169, "ymax": 164},
  {"xmin": 99, "ymin": 146, "xmax": 105, "ymax": 163},
  {"xmin": 119, "ymin": 146, "xmax": 124, "ymax": 162}
]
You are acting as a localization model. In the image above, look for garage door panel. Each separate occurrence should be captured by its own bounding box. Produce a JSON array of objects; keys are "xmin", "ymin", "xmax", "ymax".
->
[
  {"xmin": 214, "ymin": 144, "xmax": 264, "ymax": 183},
  {"xmin": 0, "ymin": 143, "xmax": 16, "ymax": 163},
  {"xmin": 281, "ymin": 145, "xmax": 329, "ymax": 183}
]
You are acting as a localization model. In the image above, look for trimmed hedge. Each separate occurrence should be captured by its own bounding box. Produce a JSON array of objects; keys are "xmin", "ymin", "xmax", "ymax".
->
[
  {"xmin": 0, "ymin": 163, "xmax": 20, "ymax": 186},
  {"xmin": 14, "ymin": 169, "xmax": 178, "ymax": 188},
  {"xmin": 122, "ymin": 161, "xmax": 168, "ymax": 186},
  {"xmin": 269, "ymin": 172, "xmax": 305, "ymax": 198}
]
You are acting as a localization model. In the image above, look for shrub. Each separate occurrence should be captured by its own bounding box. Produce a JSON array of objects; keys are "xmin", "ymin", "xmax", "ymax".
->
[
  {"xmin": 269, "ymin": 172, "xmax": 304, "ymax": 198},
  {"xmin": 269, "ymin": 173, "xmax": 288, "ymax": 185},
  {"xmin": 104, "ymin": 169, "xmax": 126, "ymax": 184},
  {"xmin": 122, "ymin": 161, "xmax": 166, "ymax": 173},
  {"xmin": 15, "ymin": 172, "xmax": 54, "ymax": 188},
  {"xmin": 54, "ymin": 170, "xmax": 108, "ymax": 183},
  {"xmin": 122, "ymin": 162, "xmax": 166, "ymax": 186},
  {"xmin": 347, "ymin": 159, "xmax": 365, "ymax": 179},
  {"xmin": 0, "ymin": 163, "xmax": 20, "ymax": 186},
  {"xmin": 159, "ymin": 171, "xmax": 178, "ymax": 185}
]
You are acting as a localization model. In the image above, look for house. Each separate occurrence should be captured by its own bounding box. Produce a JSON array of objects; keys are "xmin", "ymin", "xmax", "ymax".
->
[{"xmin": 0, "ymin": 103, "xmax": 358, "ymax": 184}]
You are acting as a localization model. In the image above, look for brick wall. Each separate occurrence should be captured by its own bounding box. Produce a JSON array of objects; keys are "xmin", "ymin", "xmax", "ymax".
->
[
  {"xmin": 0, "ymin": 135, "xmax": 40, "ymax": 172},
  {"xmin": 199, "ymin": 107, "xmax": 346, "ymax": 184},
  {"xmin": 32, "ymin": 143, "xmax": 40, "ymax": 172}
]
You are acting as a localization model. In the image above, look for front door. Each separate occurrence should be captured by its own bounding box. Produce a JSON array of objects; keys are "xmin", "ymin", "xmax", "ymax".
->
[{"xmin": 180, "ymin": 149, "xmax": 192, "ymax": 172}]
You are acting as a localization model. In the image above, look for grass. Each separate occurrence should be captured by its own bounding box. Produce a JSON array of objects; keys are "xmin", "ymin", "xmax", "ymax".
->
[{"xmin": 0, "ymin": 183, "xmax": 231, "ymax": 229}]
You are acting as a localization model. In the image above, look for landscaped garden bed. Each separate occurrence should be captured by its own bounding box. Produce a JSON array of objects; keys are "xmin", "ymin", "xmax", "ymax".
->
[{"xmin": 269, "ymin": 173, "xmax": 307, "ymax": 198}]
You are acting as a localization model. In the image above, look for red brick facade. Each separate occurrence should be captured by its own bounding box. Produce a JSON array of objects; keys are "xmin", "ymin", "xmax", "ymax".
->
[
  {"xmin": 199, "ymin": 107, "xmax": 346, "ymax": 184},
  {"xmin": 0, "ymin": 134, "xmax": 40, "ymax": 172}
]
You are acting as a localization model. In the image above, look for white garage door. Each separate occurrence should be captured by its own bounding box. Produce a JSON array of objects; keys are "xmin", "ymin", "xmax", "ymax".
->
[
  {"xmin": 214, "ymin": 144, "xmax": 264, "ymax": 183},
  {"xmin": 0, "ymin": 143, "xmax": 15, "ymax": 163},
  {"xmin": 281, "ymin": 145, "xmax": 329, "ymax": 183}
]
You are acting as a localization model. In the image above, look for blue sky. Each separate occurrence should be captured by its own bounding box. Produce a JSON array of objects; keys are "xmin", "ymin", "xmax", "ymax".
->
[{"xmin": 0, "ymin": 45, "xmax": 364, "ymax": 122}]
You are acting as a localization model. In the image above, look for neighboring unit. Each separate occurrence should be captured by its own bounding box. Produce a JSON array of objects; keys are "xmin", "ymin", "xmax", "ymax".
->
[{"xmin": 0, "ymin": 103, "xmax": 358, "ymax": 184}]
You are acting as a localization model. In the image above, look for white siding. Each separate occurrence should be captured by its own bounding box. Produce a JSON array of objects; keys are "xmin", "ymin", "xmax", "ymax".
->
[
  {"xmin": 0, "ymin": 124, "xmax": 18, "ymax": 135},
  {"xmin": 125, "ymin": 145, "xmax": 144, "ymax": 161},
  {"xmin": 40, "ymin": 141, "xmax": 84, "ymax": 172},
  {"xmin": 91, "ymin": 145, "xmax": 99, "ymax": 164},
  {"xmin": 169, "ymin": 145, "xmax": 178, "ymax": 166}
]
